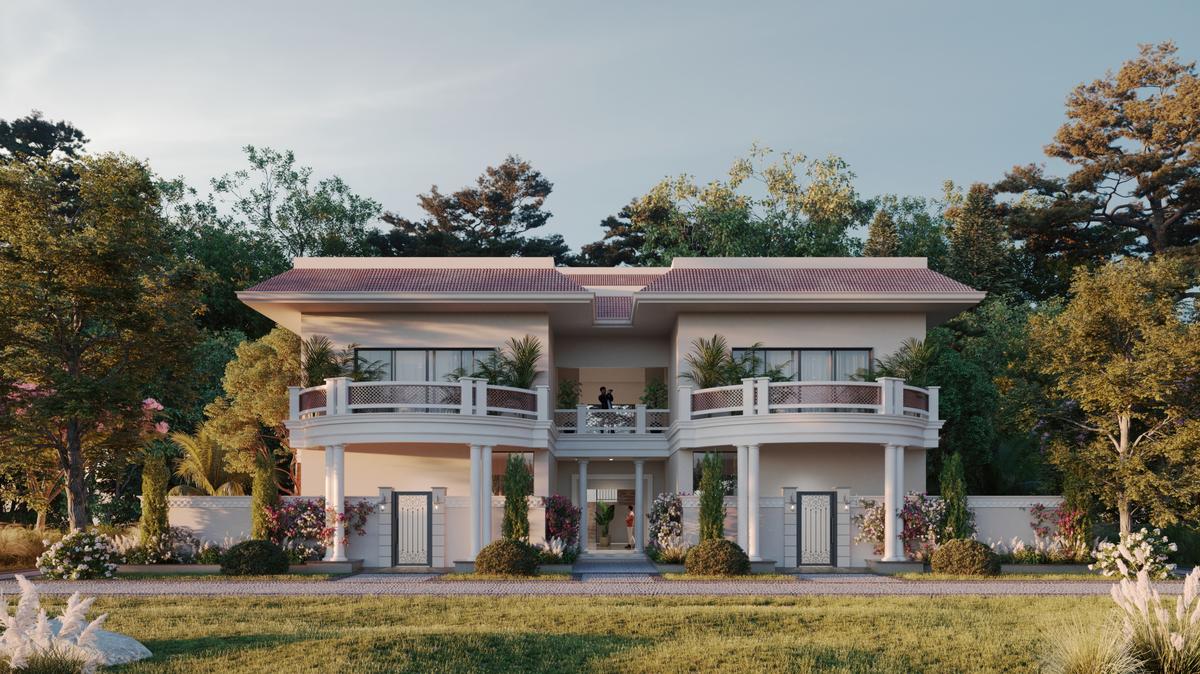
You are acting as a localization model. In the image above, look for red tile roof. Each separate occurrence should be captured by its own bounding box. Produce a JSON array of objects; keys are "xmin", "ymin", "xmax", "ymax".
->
[
  {"xmin": 567, "ymin": 273, "xmax": 664, "ymax": 287},
  {"xmin": 638, "ymin": 268, "xmax": 977, "ymax": 294},
  {"xmin": 246, "ymin": 268, "xmax": 587, "ymax": 293},
  {"xmin": 594, "ymin": 296, "xmax": 634, "ymax": 321}
]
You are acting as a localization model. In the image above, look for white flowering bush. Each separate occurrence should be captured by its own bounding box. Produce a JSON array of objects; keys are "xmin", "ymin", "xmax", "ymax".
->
[
  {"xmin": 36, "ymin": 530, "xmax": 116, "ymax": 580},
  {"xmin": 0, "ymin": 575, "xmax": 109, "ymax": 673},
  {"xmin": 1091, "ymin": 528, "xmax": 1178, "ymax": 580},
  {"xmin": 646, "ymin": 492, "xmax": 683, "ymax": 562},
  {"xmin": 1110, "ymin": 567, "xmax": 1200, "ymax": 672}
]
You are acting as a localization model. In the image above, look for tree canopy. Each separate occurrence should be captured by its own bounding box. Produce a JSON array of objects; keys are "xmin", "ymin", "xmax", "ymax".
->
[{"xmin": 0, "ymin": 110, "xmax": 88, "ymax": 162}]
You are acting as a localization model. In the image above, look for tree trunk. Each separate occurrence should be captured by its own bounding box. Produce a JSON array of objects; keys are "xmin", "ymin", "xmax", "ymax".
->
[
  {"xmin": 62, "ymin": 420, "xmax": 88, "ymax": 530},
  {"xmin": 1118, "ymin": 496, "xmax": 1132, "ymax": 538},
  {"xmin": 35, "ymin": 509, "xmax": 47, "ymax": 532},
  {"xmin": 1116, "ymin": 413, "xmax": 1132, "ymax": 538}
]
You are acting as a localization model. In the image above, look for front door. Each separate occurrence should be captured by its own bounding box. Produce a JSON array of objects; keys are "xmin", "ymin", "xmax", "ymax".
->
[
  {"xmin": 796, "ymin": 491, "xmax": 837, "ymax": 566},
  {"xmin": 392, "ymin": 491, "xmax": 432, "ymax": 566}
]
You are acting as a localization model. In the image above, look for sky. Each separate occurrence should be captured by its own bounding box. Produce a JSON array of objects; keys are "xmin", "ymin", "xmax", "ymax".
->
[{"xmin": 2, "ymin": 1, "xmax": 1197, "ymax": 249}]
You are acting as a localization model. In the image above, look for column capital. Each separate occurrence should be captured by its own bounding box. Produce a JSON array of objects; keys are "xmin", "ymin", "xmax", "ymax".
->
[
  {"xmin": 578, "ymin": 458, "xmax": 589, "ymax": 466},
  {"xmin": 633, "ymin": 459, "xmax": 644, "ymax": 467}
]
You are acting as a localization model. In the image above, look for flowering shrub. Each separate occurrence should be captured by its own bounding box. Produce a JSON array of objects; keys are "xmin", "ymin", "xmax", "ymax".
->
[
  {"xmin": 1110, "ymin": 567, "xmax": 1200, "ymax": 672},
  {"xmin": 262, "ymin": 498, "xmax": 374, "ymax": 561},
  {"xmin": 853, "ymin": 492, "xmax": 946, "ymax": 560},
  {"xmin": 650, "ymin": 535, "xmax": 690, "ymax": 564},
  {"xmin": 36, "ymin": 530, "xmax": 116, "ymax": 580},
  {"xmin": 545, "ymin": 494, "xmax": 580, "ymax": 548},
  {"xmin": 0, "ymin": 575, "xmax": 119, "ymax": 673},
  {"xmin": 195, "ymin": 541, "xmax": 225, "ymax": 565},
  {"xmin": 536, "ymin": 537, "xmax": 577, "ymax": 564},
  {"xmin": 121, "ymin": 527, "xmax": 201, "ymax": 565},
  {"xmin": 1024, "ymin": 502, "xmax": 1091, "ymax": 563},
  {"xmin": 646, "ymin": 492, "xmax": 683, "ymax": 554},
  {"xmin": 1091, "ymin": 528, "xmax": 1178, "ymax": 580}
]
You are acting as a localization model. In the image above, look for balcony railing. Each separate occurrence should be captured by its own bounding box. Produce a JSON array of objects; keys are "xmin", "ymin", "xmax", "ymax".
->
[
  {"xmin": 554, "ymin": 405, "xmax": 670, "ymax": 434},
  {"xmin": 684, "ymin": 377, "xmax": 937, "ymax": 422},
  {"xmin": 291, "ymin": 377, "xmax": 546, "ymax": 421}
]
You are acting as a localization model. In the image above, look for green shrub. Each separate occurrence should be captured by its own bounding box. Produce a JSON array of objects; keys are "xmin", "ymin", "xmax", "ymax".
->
[
  {"xmin": 501, "ymin": 454, "xmax": 532, "ymax": 541},
  {"xmin": 474, "ymin": 538, "xmax": 539, "ymax": 576},
  {"xmin": 140, "ymin": 450, "xmax": 170, "ymax": 544},
  {"xmin": 220, "ymin": 539, "xmax": 289, "ymax": 575},
  {"xmin": 939, "ymin": 452, "xmax": 974, "ymax": 540},
  {"xmin": 251, "ymin": 453, "xmax": 279, "ymax": 540},
  {"xmin": 684, "ymin": 538, "xmax": 749, "ymax": 576},
  {"xmin": 930, "ymin": 539, "xmax": 1000, "ymax": 576},
  {"xmin": 698, "ymin": 452, "xmax": 725, "ymax": 541}
]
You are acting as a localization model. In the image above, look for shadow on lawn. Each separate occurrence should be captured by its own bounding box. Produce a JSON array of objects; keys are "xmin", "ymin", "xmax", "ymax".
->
[{"xmin": 344, "ymin": 632, "xmax": 650, "ymax": 673}]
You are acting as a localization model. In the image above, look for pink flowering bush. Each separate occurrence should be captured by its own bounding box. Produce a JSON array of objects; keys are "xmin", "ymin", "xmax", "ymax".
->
[
  {"xmin": 853, "ymin": 492, "xmax": 946, "ymax": 560},
  {"xmin": 545, "ymin": 495, "xmax": 580, "ymax": 548},
  {"xmin": 1021, "ymin": 502, "xmax": 1091, "ymax": 563},
  {"xmin": 262, "ymin": 498, "xmax": 374, "ymax": 561}
]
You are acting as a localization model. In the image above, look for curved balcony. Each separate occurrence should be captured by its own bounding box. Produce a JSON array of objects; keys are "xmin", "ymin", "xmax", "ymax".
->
[{"xmin": 676, "ymin": 377, "xmax": 940, "ymax": 449}]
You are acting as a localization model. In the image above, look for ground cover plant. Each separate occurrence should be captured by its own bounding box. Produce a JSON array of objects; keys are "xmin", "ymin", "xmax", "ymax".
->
[{"xmin": 13, "ymin": 594, "xmax": 1118, "ymax": 673}]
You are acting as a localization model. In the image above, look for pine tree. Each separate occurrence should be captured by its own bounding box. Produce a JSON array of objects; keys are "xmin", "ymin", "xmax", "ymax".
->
[
  {"xmin": 864, "ymin": 209, "xmax": 900, "ymax": 257},
  {"xmin": 939, "ymin": 452, "xmax": 974, "ymax": 540},
  {"xmin": 698, "ymin": 452, "xmax": 726, "ymax": 540},
  {"xmin": 139, "ymin": 451, "xmax": 170, "ymax": 544},
  {"xmin": 501, "ymin": 454, "xmax": 532, "ymax": 541},
  {"xmin": 943, "ymin": 182, "xmax": 1012, "ymax": 293},
  {"xmin": 251, "ymin": 453, "xmax": 278, "ymax": 539}
]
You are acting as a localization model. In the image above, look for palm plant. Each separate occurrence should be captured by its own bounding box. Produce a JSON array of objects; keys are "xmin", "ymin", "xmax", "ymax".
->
[
  {"xmin": 594, "ymin": 502, "xmax": 615, "ymax": 537},
  {"xmin": 869, "ymin": 337, "xmax": 938, "ymax": 385},
  {"xmin": 301, "ymin": 335, "xmax": 383, "ymax": 386},
  {"xmin": 461, "ymin": 335, "xmax": 545, "ymax": 388},
  {"xmin": 681, "ymin": 334, "xmax": 732, "ymax": 389},
  {"xmin": 169, "ymin": 428, "xmax": 247, "ymax": 496}
]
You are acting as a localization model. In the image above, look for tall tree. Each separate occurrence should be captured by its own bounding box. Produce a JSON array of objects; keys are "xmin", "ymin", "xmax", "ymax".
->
[
  {"xmin": 1030, "ymin": 258, "xmax": 1200, "ymax": 536},
  {"xmin": 370, "ymin": 156, "xmax": 571, "ymax": 262},
  {"xmin": 996, "ymin": 42, "xmax": 1200, "ymax": 295},
  {"xmin": 576, "ymin": 210, "xmax": 646, "ymax": 267},
  {"xmin": 580, "ymin": 146, "xmax": 869, "ymax": 264},
  {"xmin": 874, "ymin": 195, "xmax": 950, "ymax": 271},
  {"xmin": 864, "ymin": 209, "xmax": 899, "ymax": 257},
  {"xmin": 0, "ymin": 154, "xmax": 201, "ymax": 529},
  {"xmin": 943, "ymin": 182, "xmax": 1017, "ymax": 295},
  {"xmin": 0, "ymin": 110, "xmax": 88, "ymax": 162},
  {"xmin": 210, "ymin": 146, "xmax": 381, "ymax": 258}
]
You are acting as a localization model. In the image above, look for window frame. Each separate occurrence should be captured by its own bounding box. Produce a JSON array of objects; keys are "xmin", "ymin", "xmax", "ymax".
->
[
  {"xmin": 352, "ymin": 347, "xmax": 498, "ymax": 382},
  {"xmin": 730, "ymin": 347, "xmax": 875, "ymax": 381}
]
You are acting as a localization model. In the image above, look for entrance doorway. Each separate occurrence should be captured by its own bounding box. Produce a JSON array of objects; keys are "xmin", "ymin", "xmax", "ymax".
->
[
  {"xmin": 392, "ymin": 491, "xmax": 432, "ymax": 566},
  {"xmin": 571, "ymin": 473, "xmax": 653, "ymax": 551},
  {"xmin": 796, "ymin": 491, "xmax": 837, "ymax": 566}
]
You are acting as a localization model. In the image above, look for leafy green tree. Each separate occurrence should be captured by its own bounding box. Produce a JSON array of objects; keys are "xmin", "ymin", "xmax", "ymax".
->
[
  {"xmin": 210, "ymin": 146, "xmax": 381, "ymax": 258},
  {"xmin": 139, "ymin": 449, "xmax": 170, "ymax": 544},
  {"xmin": 585, "ymin": 146, "xmax": 869, "ymax": 264},
  {"xmin": 1030, "ymin": 258, "xmax": 1200, "ymax": 536},
  {"xmin": 370, "ymin": 156, "xmax": 571, "ymax": 262},
  {"xmin": 576, "ymin": 210, "xmax": 646, "ymax": 266},
  {"xmin": 0, "ymin": 154, "xmax": 202, "ymax": 529},
  {"xmin": 698, "ymin": 452, "xmax": 726, "ymax": 541},
  {"xmin": 0, "ymin": 443, "xmax": 62, "ymax": 530},
  {"xmin": 943, "ymin": 182, "xmax": 1017, "ymax": 294},
  {"xmin": 0, "ymin": 110, "xmax": 88, "ymax": 162},
  {"xmin": 939, "ymin": 453, "xmax": 974, "ymax": 540},
  {"xmin": 501, "ymin": 454, "xmax": 533, "ymax": 541},
  {"xmin": 864, "ymin": 209, "xmax": 899, "ymax": 257}
]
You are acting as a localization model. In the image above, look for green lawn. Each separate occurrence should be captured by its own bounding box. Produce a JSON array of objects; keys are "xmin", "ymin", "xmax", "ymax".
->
[
  {"xmin": 58, "ymin": 595, "xmax": 1115, "ymax": 673},
  {"xmin": 893, "ymin": 572, "xmax": 1106, "ymax": 581}
]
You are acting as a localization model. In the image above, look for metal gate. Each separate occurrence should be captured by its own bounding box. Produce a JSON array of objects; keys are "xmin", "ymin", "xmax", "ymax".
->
[
  {"xmin": 796, "ymin": 492, "xmax": 837, "ymax": 566},
  {"xmin": 392, "ymin": 491, "xmax": 432, "ymax": 566}
]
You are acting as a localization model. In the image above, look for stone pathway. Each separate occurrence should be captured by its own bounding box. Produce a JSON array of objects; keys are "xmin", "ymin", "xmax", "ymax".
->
[
  {"xmin": 573, "ymin": 551, "xmax": 659, "ymax": 583},
  {"xmin": 1, "ymin": 575, "xmax": 1183, "ymax": 597}
]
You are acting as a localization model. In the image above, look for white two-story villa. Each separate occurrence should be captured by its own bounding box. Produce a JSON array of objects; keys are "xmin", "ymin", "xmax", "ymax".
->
[{"xmin": 217, "ymin": 254, "xmax": 996, "ymax": 570}]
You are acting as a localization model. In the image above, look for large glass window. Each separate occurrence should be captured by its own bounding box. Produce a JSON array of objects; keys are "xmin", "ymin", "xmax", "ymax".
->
[
  {"xmin": 353, "ymin": 348, "xmax": 495, "ymax": 382},
  {"xmin": 732, "ymin": 348, "xmax": 873, "ymax": 381}
]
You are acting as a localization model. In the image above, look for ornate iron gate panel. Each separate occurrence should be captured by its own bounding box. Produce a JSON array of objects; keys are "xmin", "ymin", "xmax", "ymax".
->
[
  {"xmin": 796, "ymin": 492, "xmax": 837, "ymax": 566},
  {"xmin": 392, "ymin": 491, "xmax": 432, "ymax": 566}
]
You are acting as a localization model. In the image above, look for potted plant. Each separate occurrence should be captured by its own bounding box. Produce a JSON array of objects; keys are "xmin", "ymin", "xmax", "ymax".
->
[{"xmin": 595, "ymin": 502, "xmax": 615, "ymax": 548}]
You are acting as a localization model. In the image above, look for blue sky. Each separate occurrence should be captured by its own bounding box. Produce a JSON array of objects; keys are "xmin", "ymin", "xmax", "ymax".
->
[{"xmin": 2, "ymin": 1, "xmax": 1197, "ymax": 248}]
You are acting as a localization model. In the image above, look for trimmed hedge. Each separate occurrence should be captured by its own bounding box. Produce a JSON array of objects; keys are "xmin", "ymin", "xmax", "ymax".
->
[
  {"xmin": 220, "ymin": 540, "xmax": 289, "ymax": 576},
  {"xmin": 684, "ymin": 539, "xmax": 750, "ymax": 576},
  {"xmin": 475, "ymin": 539, "xmax": 540, "ymax": 576},
  {"xmin": 930, "ymin": 539, "xmax": 1000, "ymax": 576}
]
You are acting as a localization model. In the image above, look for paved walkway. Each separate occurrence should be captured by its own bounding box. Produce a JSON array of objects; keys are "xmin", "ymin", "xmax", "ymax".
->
[
  {"xmin": 1, "ymin": 573, "xmax": 1182, "ymax": 597},
  {"xmin": 573, "ymin": 550, "xmax": 659, "ymax": 582}
]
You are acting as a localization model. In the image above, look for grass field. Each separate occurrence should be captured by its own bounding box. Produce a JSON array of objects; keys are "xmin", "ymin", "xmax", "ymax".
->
[
  {"xmin": 893, "ymin": 572, "xmax": 1105, "ymax": 581},
  {"xmin": 55, "ymin": 595, "xmax": 1115, "ymax": 673}
]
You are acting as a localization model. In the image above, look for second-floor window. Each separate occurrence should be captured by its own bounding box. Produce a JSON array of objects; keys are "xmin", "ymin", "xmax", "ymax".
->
[
  {"xmin": 354, "ymin": 348, "xmax": 495, "ymax": 382},
  {"xmin": 731, "ymin": 348, "xmax": 872, "ymax": 381}
]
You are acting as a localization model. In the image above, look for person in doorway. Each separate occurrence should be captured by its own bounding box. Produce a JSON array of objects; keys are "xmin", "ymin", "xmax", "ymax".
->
[
  {"xmin": 598, "ymin": 386, "xmax": 614, "ymax": 409},
  {"xmin": 624, "ymin": 505, "xmax": 635, "ymax": 549}
]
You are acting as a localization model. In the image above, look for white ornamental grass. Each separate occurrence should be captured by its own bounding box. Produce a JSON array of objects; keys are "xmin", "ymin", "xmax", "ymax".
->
[
  {"xmin": 538, "ymin": 537, "xmax": 567, "ymax": 562},
  {"xmin": 0, "ymin": 575, "xmax": 108, "ymax": 673},
  {"xmin": 1110, "ymin": 567, "xmax": 1200, "ymax": 674}
]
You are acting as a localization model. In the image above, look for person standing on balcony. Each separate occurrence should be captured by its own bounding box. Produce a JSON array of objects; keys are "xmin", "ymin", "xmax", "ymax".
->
[{"xmin": 598, "ymin": 387, "xmax": 613, "ymax": 409}]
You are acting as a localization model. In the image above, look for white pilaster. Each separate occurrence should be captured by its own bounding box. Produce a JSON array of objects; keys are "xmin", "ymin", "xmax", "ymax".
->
[
  {"xmin": 882, "ymin": 443, "xmax": 906, "ymax": 562},
  {"xmin": 469, "ymin": 444, "xmax": 482, "ymax": 558},
  {"xmin": 324, "ymin": 444, "xmax": 347, "ymax": 562},
  {"xmin": 578, "ymin": 460, "xmax": 589, "ymax": 552},
  {"xmin": 747, "ymin": 443, "xmax": 760, "ymax": 561},
  {"xmin": 736, "ymin": 445, "xmax": 748, "ymax": 550},
  {"xmin": 633, "ymin": 460, "xmax": 645, "ymax": 552},
  {"xmin": 482, "ymin": 445, "xmax": 493, "ymax": 547}
]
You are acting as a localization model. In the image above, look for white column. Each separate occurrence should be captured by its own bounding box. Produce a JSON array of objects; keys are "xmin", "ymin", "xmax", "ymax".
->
[
  {"xmin": 324, "ymin": 444, "xmax": 347, "ymax": 562},
  {"xmin": 633, "ymin": 460, "xmax": 645, "ymax": 552},
  {"xmin": 747, "ymin": 443, "xmax": 760, "ymax": 561},
  {"xmin": 482, "ymin": 445, "xmax": 493, "ymax": 547},
  {"xmin": 469, "ymin": 444, "xmax": 482, "ymax": 558},
  {"xmin": 736, "ymin": 445, "xmax": 748, "ymax": 550},
  {"xmin": 578, "ymin": 460, "xmax": 589, "ymax": 553},
  {"xmin": 882, "ymin": 443, "xmax": 906, "ymax": 562}
]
